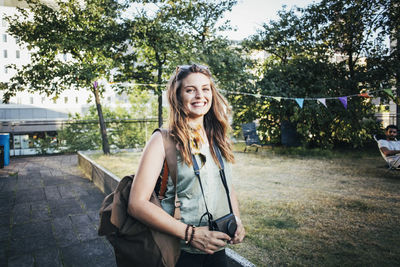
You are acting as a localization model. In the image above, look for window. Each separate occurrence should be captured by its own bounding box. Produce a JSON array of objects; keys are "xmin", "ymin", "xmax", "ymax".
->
[
  {"xmin": 3, "ymin": 50, "xmax": 7, "ymax": 58},
  {"xmin": 64, "ymin": 97, "xmax": 68, "ymax": 104},
  {"xmin": 75, "ymin": 97, "xmax": 78, "ymax": 104},
  {"xmin": 107, "ymin": 96, "xmax": 111, "ymax": 102},
  {"xmin": 41, "ymin": 97, "xmax": 45, "ymax": 104},
  {"xmin": 16, "ymin": 50, "xmax": 20, "ymax": 58},
  {"xmin": 63, "ymin": 54, "xmax": 67, "ymax": 61},
  {"xmin": 30, "ymin": 97, "xmax": 34, "ymax": 104},
  {"xmin": 4, "ymin": 66, "xmax": 7, "ymax": 74},
  {"xmin": 1, "ymin": 17, "xmax": 6, "ymax": 27},
  {"xmin": 2, "ymin": 34, "xmax": 6, "ymax": 42}
]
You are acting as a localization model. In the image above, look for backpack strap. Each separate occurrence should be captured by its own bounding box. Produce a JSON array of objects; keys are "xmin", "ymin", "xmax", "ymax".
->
[
  {"xmin": 153, "ymin": 128, "xmax": 181, "ymax": 220},
  {"xmin": 158, "ymin": 161, "xmax": 169, "ymax": 199}
]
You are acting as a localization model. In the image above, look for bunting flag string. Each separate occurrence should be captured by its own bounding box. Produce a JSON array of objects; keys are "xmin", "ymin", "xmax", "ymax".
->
[
  {"xmin": 317, "ymin": 98, "xmax": 327, "ymax": 107},
  {"xmin": 107, "ymin": 81, "xmax": 395, "ymax": 110},
  {"xmin": 295, "ymin": 98, "xmax": 304, "ymax": 108},
  {"xmin": 219, "ymin": 88, "xmax": 391, "ymax": 101},
  {"xmin": 338, "ymin": 96, "xmax": 347, "ymax": 109},
  {"xmin": 219, "ymin": 88, "xmax": 395, "ymax": 109}
]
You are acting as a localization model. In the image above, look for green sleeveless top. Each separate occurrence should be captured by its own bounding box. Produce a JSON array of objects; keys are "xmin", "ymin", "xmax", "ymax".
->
[{"xmin": 161, "ymin": 144, "xmax": 233, "ymax": 253}]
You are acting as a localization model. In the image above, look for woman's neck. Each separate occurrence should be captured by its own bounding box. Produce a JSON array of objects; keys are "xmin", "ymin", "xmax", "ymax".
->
[
  {"xmin": 187, "ymin": 117, "xmax": 204, "ymax": 129},
  {"xmin": 189, "ymin": 123, "xmax": 208, "ymax": 146}
]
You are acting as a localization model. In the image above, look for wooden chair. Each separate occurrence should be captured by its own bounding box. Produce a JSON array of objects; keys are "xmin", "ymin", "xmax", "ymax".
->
[{"xmin": 242, "ymin": 123, "xmax": 262, "ymax": 152}]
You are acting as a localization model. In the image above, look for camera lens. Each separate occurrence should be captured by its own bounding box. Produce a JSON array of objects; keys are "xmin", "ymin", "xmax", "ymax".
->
[{"xmin": 227, "ymin": 220, "xmax": 237, "ymax": 236}]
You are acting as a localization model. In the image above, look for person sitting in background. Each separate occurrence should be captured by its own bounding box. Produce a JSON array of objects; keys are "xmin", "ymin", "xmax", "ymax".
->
[{"xmin": 378, "ymin": 125, "xmax": 400, "ymax": 168}]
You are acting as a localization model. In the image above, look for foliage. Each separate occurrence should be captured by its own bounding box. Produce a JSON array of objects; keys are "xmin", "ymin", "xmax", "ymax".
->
[
  {"xmin": 125, "ymin": 7, "xmax": 188, "ymax": 127},
  {"xmin": 236, "ymin": 1, "xmax": 395, "ymax": 148},
  {"xmin": 2, "ymin": 0, "xmax": 134, "ymax": 154},
  {"xmin": 31, "ymin": 135, "xmax": 59, "ymax": 155},
  {"xmin": 123, "ymin": 0, "xmax": 240, "ymax": 127},
  {"xmin": 58, "ymin": 90, "xmax": 158, "ymax": 152}
]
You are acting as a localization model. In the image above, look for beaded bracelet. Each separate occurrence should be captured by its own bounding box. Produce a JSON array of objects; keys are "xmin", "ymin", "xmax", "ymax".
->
[
  {"xmin": 188, "ymin": 225, "xmax": 196, "ymax": 244},
  {"xmin": 184, "ymin": 224, "xmax": 193, "ymax": 244}
]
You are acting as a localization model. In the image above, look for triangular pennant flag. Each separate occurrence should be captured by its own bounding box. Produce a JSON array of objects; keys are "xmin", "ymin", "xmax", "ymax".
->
[
  {"xmin": 317, "ymin": 98, "xmax": 327, "ymax": 107},
  {"xmin": 384, "ymin": 89, "xmax": 394, "ymax": 98},
  {"xmin": 273, "ymin": 97, "xmax": 282, "ymax": 102},
  {"xmin": 339, "ymin": 96, "xmax": 347, "ymax": 109},
  {"xmin": 358, "ymin": 92, "xmax": 371, "ymax": 98},
  {"xmin": 295, "ymin": 98, "xmax": 304, "ymax": 108}
]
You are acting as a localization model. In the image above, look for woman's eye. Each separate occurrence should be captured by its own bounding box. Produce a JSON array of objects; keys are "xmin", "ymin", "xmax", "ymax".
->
[
  {"xmin": 186, "ymin": 89, "xmax": 194, "ymax": 93},
  {"xmin": 203, "ymin": 87, "xmax": 210, "ymax": 91}
]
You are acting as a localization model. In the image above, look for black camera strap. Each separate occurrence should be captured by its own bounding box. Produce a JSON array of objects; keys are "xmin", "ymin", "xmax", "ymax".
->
[
  {"xmin": 191, "ymin": 153, "xmax": 214, "ymax": 226},
  {"xmin": 213, "ymin": 144, "xmax": 234, "ymax": 214},
  {"xmin": 191, "ymin": 143, "xmax": 234, "ymax": 226}
]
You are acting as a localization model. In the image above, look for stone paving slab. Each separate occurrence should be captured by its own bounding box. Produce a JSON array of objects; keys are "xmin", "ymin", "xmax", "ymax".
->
[{"xmin": 0, "ymin": 154, "xmax": 116, "ymax": 267}]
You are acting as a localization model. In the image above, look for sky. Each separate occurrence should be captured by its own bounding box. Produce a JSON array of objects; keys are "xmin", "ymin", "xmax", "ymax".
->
[{"xmin": 223, "ymin": 0, "xmax": 319, "ymax": 40}]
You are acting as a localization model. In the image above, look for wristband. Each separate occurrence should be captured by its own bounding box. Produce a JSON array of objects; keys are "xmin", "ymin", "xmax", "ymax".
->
[
  {"xmin": 188, "ymin": 225, "xmax": 196, "ymax": 244},
  {"xmin": 185, "ymin": 224, "xmax": 193, "ymax": 243}
]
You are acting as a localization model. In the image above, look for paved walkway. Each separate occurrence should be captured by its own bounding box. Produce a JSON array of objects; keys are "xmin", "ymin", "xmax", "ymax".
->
[{"xmin": 0, "ymin": 154, "xmax": 116, "ymax": 267}]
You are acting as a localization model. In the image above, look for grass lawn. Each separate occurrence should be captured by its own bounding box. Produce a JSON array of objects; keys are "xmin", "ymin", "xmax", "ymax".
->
[{"xmin": 89, "ymin": 145, "xmax": 400, "ymax": 266}]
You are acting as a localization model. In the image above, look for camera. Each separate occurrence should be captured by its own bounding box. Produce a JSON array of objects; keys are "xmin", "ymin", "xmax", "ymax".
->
[{"xmin": 210, "ymin": 213, "xmax": 237, "ymax": 237}]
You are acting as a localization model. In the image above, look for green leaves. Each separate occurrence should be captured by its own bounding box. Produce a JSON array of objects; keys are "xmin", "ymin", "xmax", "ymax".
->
[{"xmin": 236, "ymin": 1, "xmax": 393, "ymax": 148}]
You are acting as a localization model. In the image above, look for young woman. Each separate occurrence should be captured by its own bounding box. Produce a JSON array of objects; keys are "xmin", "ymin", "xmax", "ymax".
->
[{"xmin": 128, "ymin": 64, "xmax": 245, "ymax": 267}]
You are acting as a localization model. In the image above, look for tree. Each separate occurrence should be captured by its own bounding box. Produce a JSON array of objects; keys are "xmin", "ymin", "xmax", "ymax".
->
[
  {"xmin": 239, "ymin": 2, "xmax": 389, "ymax": 148},
  {"xmin": 373, "ymin": 0, "xmax": 400, "ymax": 123},
  {"xmin": 163, "ymin": 0, "xmax": 237, "ymax": 46},
  {"xmin": 123, "ymin": 0, "xmax": 239, "ymax": 127},
  {"xmin": 127, "ymin": 10, "xmax": 188, "ymax": 127},
  {"xmin": 2, "ymin": 0, "xmax": 132, "ymax": 154},
  {"xmin": 58, "ymin": 89, "xmax": 159, "ymax": 152}
]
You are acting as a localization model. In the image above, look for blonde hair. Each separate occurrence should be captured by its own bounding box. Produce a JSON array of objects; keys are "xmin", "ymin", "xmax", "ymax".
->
[{"xmin": 167, "ymin": 64, "xmax": 234, "ymax": 166}]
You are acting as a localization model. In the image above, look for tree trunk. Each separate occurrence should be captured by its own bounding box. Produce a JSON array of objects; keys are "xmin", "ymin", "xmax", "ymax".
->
[
  {"xmin": 93, "ymin": 87, "xmax": 110, "ymax": 154},
  {"xmin": 157, "ymin": 64, "xmax": 163, "ymax": 128},
  {"xmin": 392, "ymin": 0, "xmax": 400, "ymax": 125}
]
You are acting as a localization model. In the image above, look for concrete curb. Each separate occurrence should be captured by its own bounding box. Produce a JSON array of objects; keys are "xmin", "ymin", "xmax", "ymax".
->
[{"xmin": 77, "ymin": 150, "xmax": 255, "ymax": 267}]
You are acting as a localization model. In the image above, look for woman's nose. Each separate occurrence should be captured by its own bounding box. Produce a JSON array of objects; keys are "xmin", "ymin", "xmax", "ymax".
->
[{"xmin": 195, "ymin": 90, "xmax": 203, "ymax": 98}]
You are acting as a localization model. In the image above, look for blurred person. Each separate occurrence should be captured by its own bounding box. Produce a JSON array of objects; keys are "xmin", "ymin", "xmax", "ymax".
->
[{"xmin": 378, "ymin": 124, "xmax": 400, "ymax": 168}]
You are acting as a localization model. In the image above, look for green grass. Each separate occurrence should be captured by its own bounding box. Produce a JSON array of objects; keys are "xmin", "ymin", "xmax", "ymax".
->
[
  {"xmin": 88, "ymin": 147, "xmax": 400, "ymax": 266},
  {"xmin": 89, "ymin": 151, "xmax": 141, "ymax": 179},
  {"xmin": 233, "ymin": 142, "xmax": 380, "ymax": 159}
]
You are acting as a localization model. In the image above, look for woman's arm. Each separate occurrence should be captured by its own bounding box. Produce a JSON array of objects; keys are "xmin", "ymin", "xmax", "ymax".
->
[
  {"xmin": 128, "ymin": 131, "xmax": 231, "ymax": 253},
  {"xmin": 230, "ymin": 187, "xmax": 245, "ymax": 244},
  {"xmin": 128, "ymin": 131, "xmax": 187, "ymax": 240}
]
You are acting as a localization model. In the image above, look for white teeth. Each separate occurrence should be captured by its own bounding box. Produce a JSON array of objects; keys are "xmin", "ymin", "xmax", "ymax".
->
[{"xmin": 192, "ymin": 102, "xmax": 205, "ymax": 107}]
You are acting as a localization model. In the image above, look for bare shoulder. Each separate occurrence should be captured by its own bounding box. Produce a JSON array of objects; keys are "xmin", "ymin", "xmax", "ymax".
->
[{"xmin": 142, "ymin": 130, "xmax": 165, "ymax": 159}]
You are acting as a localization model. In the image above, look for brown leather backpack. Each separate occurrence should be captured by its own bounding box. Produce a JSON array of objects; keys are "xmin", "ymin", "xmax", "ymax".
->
[{"xmin": 98, "ymin": 129, "xmax": 181, "ymax": 267}]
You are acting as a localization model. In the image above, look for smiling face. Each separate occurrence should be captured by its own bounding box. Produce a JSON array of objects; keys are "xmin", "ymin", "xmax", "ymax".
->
[{"xmin": 180, "ymin": 72, "xmax": 213, "ymax": 124}]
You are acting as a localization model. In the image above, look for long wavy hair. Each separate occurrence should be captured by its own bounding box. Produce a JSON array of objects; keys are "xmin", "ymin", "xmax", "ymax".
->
[{"xmin": 167, "ymin": 64, "xmax": 234, "ymax": 166}]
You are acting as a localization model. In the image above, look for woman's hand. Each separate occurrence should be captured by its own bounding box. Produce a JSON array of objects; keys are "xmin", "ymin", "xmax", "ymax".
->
[
  {"xmin": 230, "ymin": 216, "xmax": 245, "ymax": 244},
  {"xmin": 189, "ymin": 226, "xmax": 231, "ymax": 254}
]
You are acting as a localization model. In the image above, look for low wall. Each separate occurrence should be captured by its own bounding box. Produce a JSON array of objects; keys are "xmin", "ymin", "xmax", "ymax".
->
[{"xmin": 77, "ymin": 151, "xmax": 255, "ymax": 267}]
